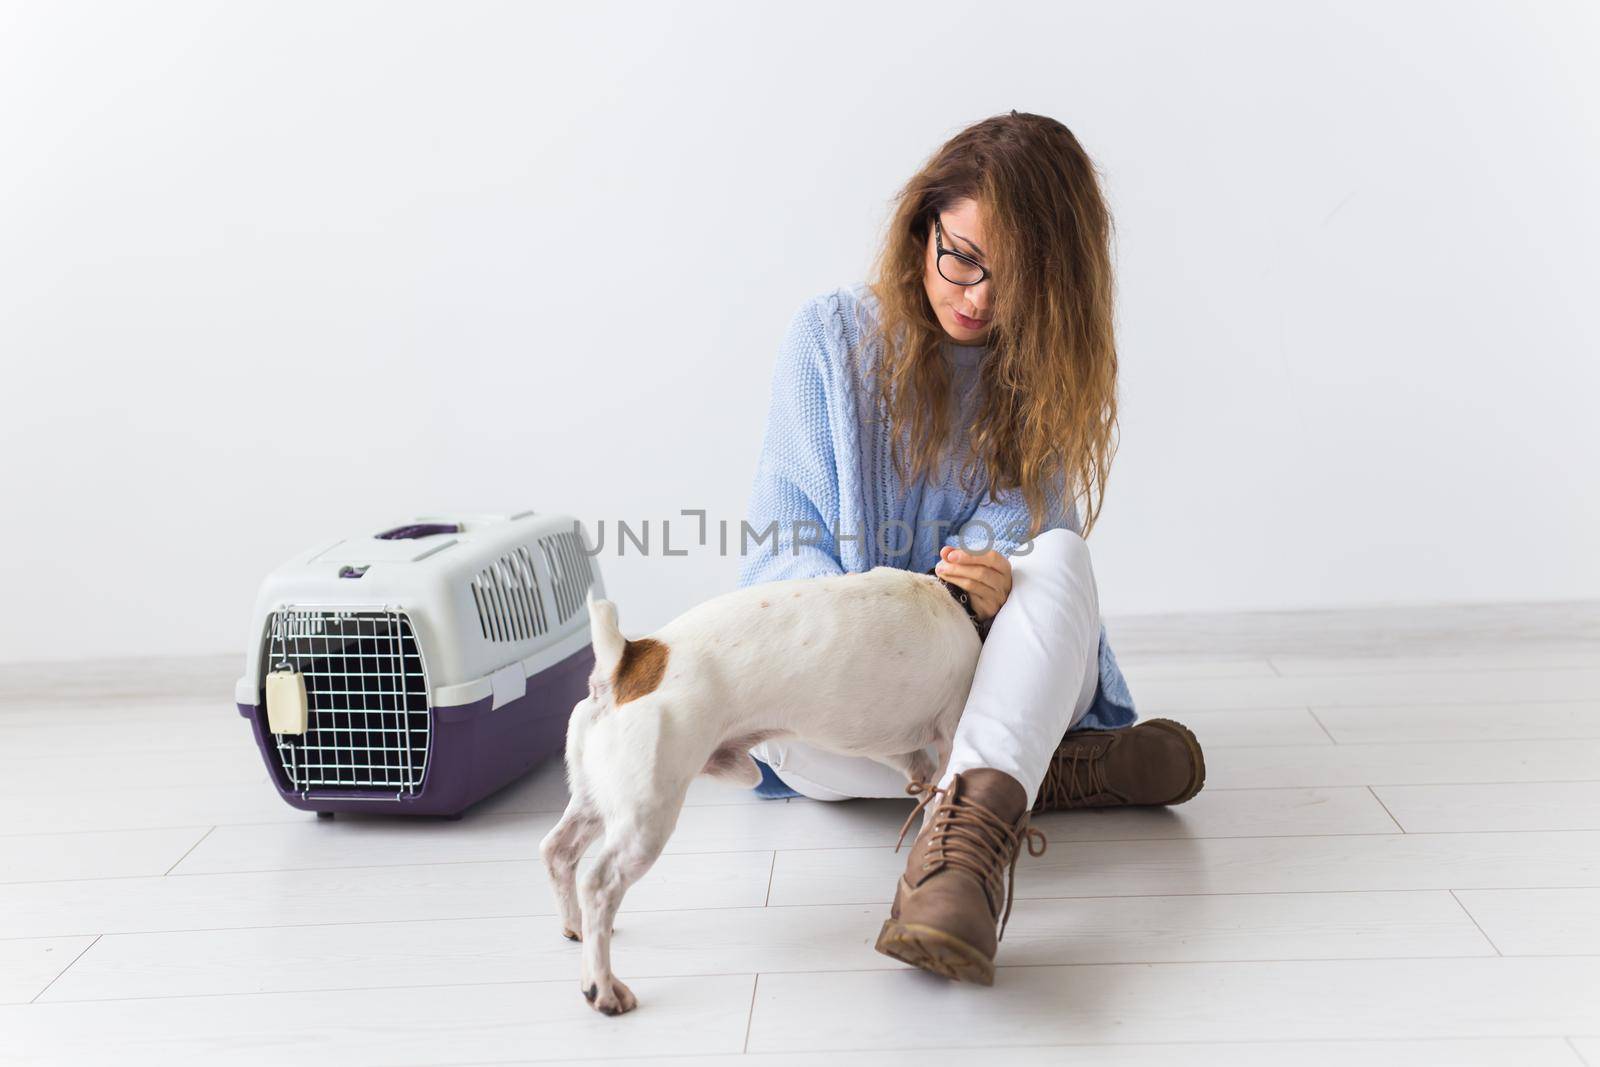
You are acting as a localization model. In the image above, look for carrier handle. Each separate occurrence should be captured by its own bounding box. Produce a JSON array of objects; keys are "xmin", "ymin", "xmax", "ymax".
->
[{"xmin": 375, "ymin": 522, "xmax": 461, "ymax": 540}]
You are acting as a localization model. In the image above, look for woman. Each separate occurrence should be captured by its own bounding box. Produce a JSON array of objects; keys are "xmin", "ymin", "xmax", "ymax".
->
[{"xmin": 737, "ymin": 112, "xmax": 1205, "ymax": 984}]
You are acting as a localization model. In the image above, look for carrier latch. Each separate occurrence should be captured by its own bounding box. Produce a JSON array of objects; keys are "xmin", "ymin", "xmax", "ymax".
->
[{"xmin": 265, "ymin": 666, "xmax": 309, "ymax": 735}]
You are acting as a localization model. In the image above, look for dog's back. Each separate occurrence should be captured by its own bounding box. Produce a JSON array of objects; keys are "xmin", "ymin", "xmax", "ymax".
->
[{"xmin": 572, "ymin": 567, "xmax": 981, "ymax": 797}]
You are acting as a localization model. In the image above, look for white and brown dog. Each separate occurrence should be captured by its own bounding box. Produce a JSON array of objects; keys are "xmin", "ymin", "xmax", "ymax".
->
[{"xmin": 538, "ymin": 565, "xmax": 982, "ymax": 1015}]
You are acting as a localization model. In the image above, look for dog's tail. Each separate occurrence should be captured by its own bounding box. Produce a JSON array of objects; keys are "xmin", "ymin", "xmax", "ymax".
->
[{"xmin": 586, "ymin": 586, "xmax": 627, "ymax": 677}]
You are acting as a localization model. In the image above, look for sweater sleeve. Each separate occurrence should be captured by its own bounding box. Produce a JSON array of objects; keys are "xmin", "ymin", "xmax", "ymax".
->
[
  {"xmin": 944, "ymin": 467, "xmax": 1081, "ymax": 559},
  {"xmin": 736, "ymin": 300, "xmax": 849, "ymax": 588}
]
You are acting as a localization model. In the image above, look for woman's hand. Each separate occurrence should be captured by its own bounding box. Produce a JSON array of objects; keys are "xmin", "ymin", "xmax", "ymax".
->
[{"xmin": 934, "ymin": 545, "xmax": 1013, "ymax": 622}]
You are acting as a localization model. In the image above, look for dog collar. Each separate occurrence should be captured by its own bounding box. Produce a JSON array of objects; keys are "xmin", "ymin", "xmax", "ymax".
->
[{"xmin": 931, "ymin": 568, "xmax": 992, "ymax": 642}]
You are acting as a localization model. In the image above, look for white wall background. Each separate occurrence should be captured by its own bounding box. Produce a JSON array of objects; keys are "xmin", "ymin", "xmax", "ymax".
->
[{"xmin": 2, "ymin": 0, "xmax": 1597, "ymax": 664}]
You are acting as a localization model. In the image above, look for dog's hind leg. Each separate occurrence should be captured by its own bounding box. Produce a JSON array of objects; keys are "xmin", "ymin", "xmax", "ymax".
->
[
  {"xmin": 930, "ymin": 734, "xmax": 953, "ymax": 785},
  {"xmin": 871, "ymin": 747, "xmax": 939, "ymax": 787},
  {"xmin": 874, "ymin": 745, "xmax": 950, "ymax": 836},
  {"xmin": 577, "ymin": 805, "xmax": 679, "ymax": 1016},
  {"xmin": 539, "ymin": 795, "xmax": 602, "ymax": 942}
]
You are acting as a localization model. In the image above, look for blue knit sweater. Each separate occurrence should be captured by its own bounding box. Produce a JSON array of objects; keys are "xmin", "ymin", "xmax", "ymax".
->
[{"xmin": 737, "ymin": 284, "xmax": 1137, "ymax": 732}]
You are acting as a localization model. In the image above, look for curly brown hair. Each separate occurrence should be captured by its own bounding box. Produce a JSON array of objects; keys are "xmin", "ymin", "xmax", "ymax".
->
[{"xmin": 864, "ymin": 110, "xmax": 1120, "ymax": 540}]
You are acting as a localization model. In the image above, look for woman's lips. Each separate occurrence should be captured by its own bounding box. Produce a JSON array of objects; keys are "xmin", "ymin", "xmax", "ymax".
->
[{"xmin": 953, "ymin": 308, "xmax": 987, "ymax": 329}]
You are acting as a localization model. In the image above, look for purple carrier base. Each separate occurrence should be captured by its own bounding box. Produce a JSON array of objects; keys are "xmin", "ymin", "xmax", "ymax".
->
[{"xmin": 236, "ymin": 644, "xmax": 594, "ymax": 818}]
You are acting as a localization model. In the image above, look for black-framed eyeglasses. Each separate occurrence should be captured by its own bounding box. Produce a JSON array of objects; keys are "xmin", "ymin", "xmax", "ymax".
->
[{"xmin": 933, "ymin": 214, "xmax": 990, "ymax": 287}]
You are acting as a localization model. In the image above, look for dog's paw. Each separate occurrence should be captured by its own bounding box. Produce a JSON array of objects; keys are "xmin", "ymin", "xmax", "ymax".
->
[
  {"xmin": 584, "ymin": 977, "xmax": 637, "ymax": 1016},
  {"xmin": 561, "ymin": 927, "xmax": 581, "ymax": 942}
]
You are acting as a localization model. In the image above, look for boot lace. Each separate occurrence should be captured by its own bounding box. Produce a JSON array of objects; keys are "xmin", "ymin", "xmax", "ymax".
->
[
  {"xmin": 1034, "ymin": 742, "xmax": 1113, "ymax": 810},
  {"xmin": 893, "ymin": 778, "xmax": 1048, "ymax": 942}
]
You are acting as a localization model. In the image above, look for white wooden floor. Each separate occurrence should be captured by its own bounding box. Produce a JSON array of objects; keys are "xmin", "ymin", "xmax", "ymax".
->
[{"xmin": 3, "ymin": 601, "xmax": 1599, "ymax": 1066}]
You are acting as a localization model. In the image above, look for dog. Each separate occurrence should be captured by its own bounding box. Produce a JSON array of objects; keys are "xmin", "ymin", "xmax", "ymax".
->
[{"xmin": 537, "ymin": 565, "xmax": 983, "ymax": 1014}]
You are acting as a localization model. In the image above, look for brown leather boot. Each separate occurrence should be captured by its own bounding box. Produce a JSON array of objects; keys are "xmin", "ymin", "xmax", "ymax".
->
[
  {"xmin": 1032, "ymin": 718, "xmax": 1206, "ymax": 814},
  {"xmin": 874, "ymin": 768, "xmax": 1047, "ymax": 986}
]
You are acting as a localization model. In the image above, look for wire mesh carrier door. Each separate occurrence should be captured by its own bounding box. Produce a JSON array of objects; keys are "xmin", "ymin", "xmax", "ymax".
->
[{"xmin": 267, "ymin": 608, "xmax": 430, "ymax": 797}]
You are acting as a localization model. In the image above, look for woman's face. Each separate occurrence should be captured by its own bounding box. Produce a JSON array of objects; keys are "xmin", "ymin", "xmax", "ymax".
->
[{"xmin": 923, "ymin": 196, "xmax": 992, "ymax": 345}]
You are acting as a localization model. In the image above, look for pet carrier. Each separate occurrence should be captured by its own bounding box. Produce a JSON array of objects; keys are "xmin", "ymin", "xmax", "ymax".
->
[{"xmin": 235, "ymin": 511, "xmax": 600, "ymax": 816}]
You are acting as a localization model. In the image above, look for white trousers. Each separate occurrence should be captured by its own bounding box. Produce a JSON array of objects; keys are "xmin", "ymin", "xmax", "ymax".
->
[{"xmin": 749, "ymin": 527, "xmax": 1103, "ymax": 808}]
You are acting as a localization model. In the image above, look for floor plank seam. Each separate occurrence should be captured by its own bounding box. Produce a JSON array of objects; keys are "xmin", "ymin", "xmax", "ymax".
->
[
  {"xmin": 1163, "ymin": 694, "xmax": 1600, "ymax": 712},
  {"xmin": 1568, "ymin": 1035, "xmax": 1594, "ymax": 1065},
  {"xmin": 742, "ymin": 972, "xmax": 760, "ymax": 1053},
  {"xmin": 760, "ymin": 884, "xmax": 1600, "ymax": 907},
  {"xmin": 413, "ymin": 1033, "xmax": 1600, "ymax": 1066},
  {"xmin": 1258, "ymin": 663, "xmax": 1600, "ymax": 678},
  {"xmin": 1112, "ymin": 737, "xmax": 1600, "ymax": 749},
  {"xmin": 16, "ymin": 885, "xmax": 1600, "ymax": 942},
  {"xmin": 25, "ymin": 954, "xmax": 1600, "ymax": 1007},
  {"xmin": 145, "ymin": 825, "xmax": 1600, "ymax": 876},
  {"xmin": 1449, "ymin": 889, "xmax": 1505, "ymax": 956},
  {"xmin": 160, "ymin": 825, "xmax": 215, "ymax": 876},
  {"xmin": 1366, "ymin": 786, "xmax": 1407, "ymax": 833},
  {"xmin": 28, "ymin": 933, "xmax": 100, "ymax": 1004},
  {"xmin": 9, "ymin": 822, "xmax": 1600, "ymax": 887},
  {"xmin": 1205, "ymin": 779, "xmax": 1600, "ymax": 791},
  {"xmin": 762, "ymin": 850, "xmax": 777, "ymax": 907},
  {"xmin": 5, "ymin": 766, "xmax": 1600, "ymax": 832},
  {"xmin": 0, "ymin": 796, "xmax": 785, "ymax": 837},
  {"xmin": 1307, "ymin": 706, "xmax": 1340, "ymax": 744},
  {"xmin": 0, "ymin": 824, "xmax": 217, "ymax": 841}
]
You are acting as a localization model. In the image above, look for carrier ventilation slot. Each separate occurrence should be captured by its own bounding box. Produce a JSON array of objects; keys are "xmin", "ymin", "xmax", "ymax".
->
[
  {"xmin": 538, "ymin": 529, "xmax": 594, "ymax": 624},
  {"xmin": 469, "ymin": 544, "xmax": 550, "ymax": 642},
  {"xmin": 265, "ymin": 609, "xmax": 429, "ymax": 795}
]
